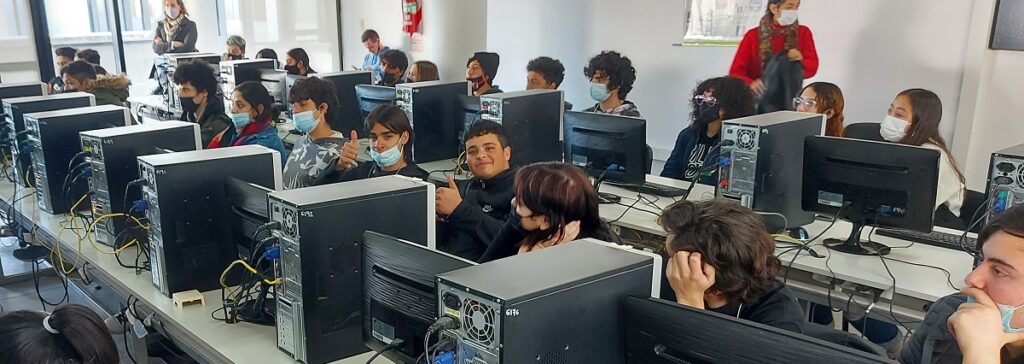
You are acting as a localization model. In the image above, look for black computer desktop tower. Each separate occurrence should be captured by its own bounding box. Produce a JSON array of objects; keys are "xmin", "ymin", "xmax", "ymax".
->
[
  {"xmin": 138, "ymin": 145, "xmax": 282, "ymax": 297},
  {"xmin": 269, "ymin": 176, "xmax": 436, "ymax": 364},
  {"xmin": 480, "ymin": 89, "xmax": 564, "ymax": 166},
  {"xmin": 158, "ymin": 53, "xmax": 221, "ymax": 115},
  {"xmin": 3, "ymin": 92, "xmax": 95, "ymax": 187},
  {"xmin": 317, "ymin": 71, "xmax": 372, "ymax": 135},
  {"xmin": 986, "ymin": 143, "xmax": 1024, "ymax": 223},
  {"xmin": 395, "ymin": 81, "xmax": 469, "ymax": 163},
  {"xmin": 717, "ymin": 111, "xmax": 823, "ymax": 230},
  {"xmin": 436, "ymin": 240, "xmax": 655, "ymax": 364},
  {"xmin": 25, "ymin": 105, "xmax": 130, "ymax": 214},
  {"xmin": 220, "ymin": 59, "xmax": 276, "ymax": 109},
  {"xmin": 81, "ymin": 121, "xmax": 201, "ymax": 247},
  {"xmin": 0, "ymin": 82, "xmax": 46, "ymax": 181}
]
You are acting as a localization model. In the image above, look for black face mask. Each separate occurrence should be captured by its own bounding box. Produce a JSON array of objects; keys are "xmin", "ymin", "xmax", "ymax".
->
[
  {"xmin": 227, "ymin": 54, "xmax": 244, "ymax": 61},
  {"xmin": 697, "ymin": 103, "xmax": 722, "ymax": 127},
  {"xmin": 62, "ymin": 88, "xmax": 77, "ymax": 94},
  {"xmin": 284, "ymin": 64, "xmax": 300, "ymax": 75},
  {"xmin": 179, "ymin": 95, "xmax": 199, "ymax": 113},
  {"xmin": 381, "ymin": 71, "xmax": 400, "ymax": 86}
]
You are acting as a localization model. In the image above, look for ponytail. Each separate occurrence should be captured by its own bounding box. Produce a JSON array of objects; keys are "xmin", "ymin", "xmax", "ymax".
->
[{"xmin": 0, "ymin": 304, "xmax": 119, "ymax": 363}]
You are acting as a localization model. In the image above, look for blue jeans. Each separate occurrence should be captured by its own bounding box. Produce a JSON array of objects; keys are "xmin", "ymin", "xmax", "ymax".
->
[{"xmin": 809, "ymin": 303, "xmax": 899, "ymax": 344}]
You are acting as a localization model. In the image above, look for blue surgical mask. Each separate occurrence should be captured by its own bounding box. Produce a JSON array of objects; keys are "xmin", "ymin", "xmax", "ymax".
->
[
  {"xmin": 967, "ymin": 296, "xmax": 1024, "ymax": 333},
  {"xmin": 292, "ymin": 110, "xmax": 319, "ymax": 134},
  {"xmin": 230, "ymin": 112, "xmax": 251, "ymax": 130},
  {"xmin": 369, "ymin": 145, "xmax": 402, "ymax": 168},
  {"xmin": 589, "ymin": 82, "xmax": 610, "ymax": 102}
]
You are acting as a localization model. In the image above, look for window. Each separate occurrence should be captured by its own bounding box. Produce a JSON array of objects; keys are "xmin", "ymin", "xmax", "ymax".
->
[
  {"xmin": 121, "ymin": 0, "xmax": 159, "ymax": 33},
  {"xmin": 0, "ymin": 0, "xmax": 31, "ymax": 39}
]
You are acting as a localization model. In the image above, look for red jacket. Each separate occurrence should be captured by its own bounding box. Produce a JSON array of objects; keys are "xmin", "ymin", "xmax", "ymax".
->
[{"xmin": 729, "ymin": 24, "xmax": 819, "ymax": 85}]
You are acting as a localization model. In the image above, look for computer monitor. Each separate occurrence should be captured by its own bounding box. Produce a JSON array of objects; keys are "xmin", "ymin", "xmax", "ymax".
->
[
  {"xmin": 802, "ymin": 136, "xmax": 940, "ymax": 256},
  {"xmin": 623, "ymin": 296, "xmax": 891, "ymax": 363},
  {"xmin": 225, "ymin": 177, "xmax": 273, "ymax": 259},
  {"xmin": 563, "ymin": 111, "xmax": 647, "ymax": 186},
  {"xmin": 355, "ymin": 84, "xmax": 396, "ymax": 123},
  {"xmin": 362, "ymin": 231, "xmax": 475, "ymax": 363},
  {"xmin": 283, "ymin": 74, "xmax": 309, "ymax": 117},
  {"xmin": 318, "ymin": 71, "xmax": 373, "ymax": 138}
]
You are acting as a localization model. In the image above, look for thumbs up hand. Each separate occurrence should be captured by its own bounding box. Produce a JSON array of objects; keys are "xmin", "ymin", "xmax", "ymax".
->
[
  {"xmin": 435, "ymin": 175, "xmax": 463, "ymax": 216},
  {"xmin": 335, "ymin": 130, "xmax": 360, "ymax": 171}
]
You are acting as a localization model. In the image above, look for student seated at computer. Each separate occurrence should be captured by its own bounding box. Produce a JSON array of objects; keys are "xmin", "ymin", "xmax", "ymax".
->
[
  {"xmin": 409, "ymin": 60, "xmax": 439, "ymax": 83},
  {"xmin": 582, "ymin": 51, "xmax": 639, "ymax": 117},
  {"xmin": 209, "ymin": 81, "xmax": 288, "ymax": 160},
  {"xmin": 0, "ymin": 304, "xmax": 119, "ymax": 363},
  {"xmin": 794, "ymin": 82, "xmax": 845, "ymax": 137},
  {"xmin": 172, "ymin": 59, "xmax": 231, "ymax": 146},
  {"xmin": 436, "ymin": 120, "xmax": 516, "ymax": 261},
  {"xmin": 881, "ymin": 88, "xmax": 966, "ymax": 228},
  {"xmin": 61, "ymin": 60, "xmax": 131, "ymax": 109},
  {"xmin": 327, "ymin": 104, "xmax": 427, "ymax": 182},
  {"xmin": 661, "ymin": 76, "xmax": 755, "ymax": 184},
  {"xmin": 466, "ymin": 52, "xmax": 502, "ymax": 96},
  {"xmin": 526, "ymin": 56, "xmax": 572, "ymax": 111},
  {"xmin": 378, "ymin": 49, "xmax": 409, "ymax": 87},
  {"xmin": 477, "ymin": 162, "xmax": 616, "ymax": 263},
  {"xmin": 658, "ymin": 199, "xmax": 804, "ymax": 333},
  {"xmin": 285, "ymin": 48, "xmax": 316, "ymax": 76},
  {"xmin": 282, "ymin": 77, "xmax": 348, "ymax": 189},
  {"xmin": 899, "ymin": 205, "xmax": 1024, "ymax": 364}
]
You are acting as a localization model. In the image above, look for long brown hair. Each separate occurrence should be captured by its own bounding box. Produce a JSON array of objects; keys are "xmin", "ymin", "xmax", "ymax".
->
[
  {"xmin": 896, "ymin": 88, "xmax": 966, "ymax": 187},
  {"xmin": 803, "ymin": 82, "xmax": 845, "ymax": 137},
  {"xmin": 411, "ymin": 61, "xmax": 439, "ymax": 82},
  {"xmin": 514, "ymin": 163, "xmax": 612, "ymax": 251}
]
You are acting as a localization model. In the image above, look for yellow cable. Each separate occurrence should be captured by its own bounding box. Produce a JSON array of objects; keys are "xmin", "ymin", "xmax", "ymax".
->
[
  {"xmin": 84, "ymin": 213, "xmax": 148, "ymax": 255},
  {"xmin": 772, "ymin": 234, "xmax": 810, "ymax": 247},
  {"xmin": 220, "ymin": 259, "xmax": 280, "ymax": 289},
  {"xmin": 50, "ymin": 194, "xmax": 90, "ymax": 274}
]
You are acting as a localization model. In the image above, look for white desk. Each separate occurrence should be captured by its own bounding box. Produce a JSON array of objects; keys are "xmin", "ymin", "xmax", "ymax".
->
[{"xmin": 0, "ymin": 182, "xmax": 383, "ymax": 364}]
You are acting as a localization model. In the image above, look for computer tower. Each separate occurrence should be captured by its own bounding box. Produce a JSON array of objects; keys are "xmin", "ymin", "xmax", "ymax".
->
[
  {"xmin": 25, "ymin": 105, "xmax": 130, "ymax": 214},
  {"xmin": 480, "ymin": 89, "xmax": 564, "ymax": 165},
  {"xmin": 3, "ymin": 92, "xmax": 95, "ymax": 187},
  {"xmin": 436, "ymin": 240, "xmax": 654, "ymax": 364},
  {"xmin": 986, "ymin": 143, "xmax": 1024, "ymax": 223},
  {"xmin": 138, "ymin": 145, "xmax": 281, "ymax": 297},
  {"xmin": 395, "ymin": 81, "xmax": 469, "ymax": 163},
  {"xmin": 717, "ymin": 111, "xmax": 823, "ymax": 230},
  {"xmin": 316, "ymin": 71, "xmax": 372, "ymax": 135},
  {"xmin": 220, "ymin": 59, "xmax": 276, "ymax": 108},
  {"xmin": 269, "ymin": 176, "xmax": 436, "ymax": 364},
  {"xmin": 157, "ymin": 52, "xmax": 221, "ymax": 115},
  {"xmin": 0, "ymin": 82, "xmax": 46, "ymax": 180},
  {"xmin": 81, "ymin": 121, "xmax": 201, "ymax": 247}
]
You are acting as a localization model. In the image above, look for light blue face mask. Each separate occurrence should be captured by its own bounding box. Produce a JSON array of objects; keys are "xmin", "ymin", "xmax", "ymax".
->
[
  {"xmin": 589, "ymin": 82, "xmax": 610, "ymax": 102},
  {"xmin": 370, "ymin": 145, "xmax": 402, "ymax": 168},
  {"xmin": 967, "ymin": 296, "xmax": 1024, "ymax": 333},
  {"xmin": 230, "ymin": 112, "xmax": 251, "ymax": 130},
  {"xmin": 292, "ymin": 110, "xmax": 319, "ymax": 134}
]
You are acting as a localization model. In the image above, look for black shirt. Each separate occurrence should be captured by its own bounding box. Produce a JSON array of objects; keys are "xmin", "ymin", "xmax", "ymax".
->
[
  {"xmin": 705, "ymin": 281, "xmax": 805, "ymax": 334},
  {"xmin": 319, "ymin": 160, "xmax": 428, "ymax": 184}
]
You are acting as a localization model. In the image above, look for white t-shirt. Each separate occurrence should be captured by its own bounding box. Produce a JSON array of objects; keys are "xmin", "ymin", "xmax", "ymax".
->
[{"xmin": 921, "ymin": 143, "xmax": 964, "ymax": 217}]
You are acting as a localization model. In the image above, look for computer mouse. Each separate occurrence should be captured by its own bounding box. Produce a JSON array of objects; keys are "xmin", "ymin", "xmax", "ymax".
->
[{"xmin": 789, "ymin": 227, "xmax": 809, "ymax": 240}]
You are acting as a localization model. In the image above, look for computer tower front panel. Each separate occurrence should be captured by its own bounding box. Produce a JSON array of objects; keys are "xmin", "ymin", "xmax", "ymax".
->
[{"xmin": 987, "ymin": 144, "xmax": 1024, "ymax": 223}]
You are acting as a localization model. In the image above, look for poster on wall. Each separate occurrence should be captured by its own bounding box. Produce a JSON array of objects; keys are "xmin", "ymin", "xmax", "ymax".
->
[{"xmin": 683, "ymin": 0, "xmax": 766, "ymax": 46}]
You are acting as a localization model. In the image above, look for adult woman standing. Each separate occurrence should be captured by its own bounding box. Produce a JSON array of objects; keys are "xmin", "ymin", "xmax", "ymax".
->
[
  {"xmin": 152, "ymin": 0, "xmax": 198, "ymax": 55},
  {"xmin": 729, "ymin": 0, "xmax": 818, "ymax": 96}
]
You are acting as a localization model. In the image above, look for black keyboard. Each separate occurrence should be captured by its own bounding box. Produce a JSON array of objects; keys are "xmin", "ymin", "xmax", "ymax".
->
[
  {"xmin": 611, "ymin": 182, "xmax": 689, "ymax": 198},
  {"xmin": 875, "ymin": 229, "xmax": 977, "ymax": 252}
]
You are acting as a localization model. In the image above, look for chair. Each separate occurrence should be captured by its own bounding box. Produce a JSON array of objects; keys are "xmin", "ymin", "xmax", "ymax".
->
[
  {"xmin": 843, "ymin": 122, "xmax": 884, "ymax": 142},
  {"xmin": 800, "ymin": 322, "xmax": 889, "ymax": 359},
  {"xmin": 959, "ymin": 190, "xmax": 988, "ymax": 233}
]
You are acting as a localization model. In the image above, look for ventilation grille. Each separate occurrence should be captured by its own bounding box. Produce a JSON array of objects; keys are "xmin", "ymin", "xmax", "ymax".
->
[
  {"xmin": 737, "ymin": 129, "xmax": 757, "ymax": 150},
  {"xmin": 1017, "ymin": 164, "xmax": 1024, "ymax": 189},
  {"xmin": 462, "ymin": 298, "xmax": 496, "ymax": 346},
  {"xmin": 542, "ymin": 348, "xmax": 568, "ymax": 364}
]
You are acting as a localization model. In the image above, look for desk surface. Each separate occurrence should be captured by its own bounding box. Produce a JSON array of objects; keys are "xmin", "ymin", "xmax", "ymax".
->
[{"xmin": 0, "ymin": 183, "xmax": 382, "ymax": 364}]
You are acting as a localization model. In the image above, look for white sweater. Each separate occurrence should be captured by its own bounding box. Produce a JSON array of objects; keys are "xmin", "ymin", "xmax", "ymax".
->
[{"xmin": 921, "ymin": 143, "xmax": 965, "ymax": 217}]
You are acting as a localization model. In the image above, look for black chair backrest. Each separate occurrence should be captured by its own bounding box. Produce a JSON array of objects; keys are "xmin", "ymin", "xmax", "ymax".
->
[
  {"xmin": 961, "ymin": 190, "xmax": 989, "ymax": 233},
  {"xmin": 800, "ymin": 323, "xmax": 890, "ymax": 359},
  {"xmin": 844, "ymin": 123, "xmax": 885, "ymax": 142}
]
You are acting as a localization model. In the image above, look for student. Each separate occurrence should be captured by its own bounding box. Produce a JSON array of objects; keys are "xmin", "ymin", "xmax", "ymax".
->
[
  {"xmin": 409, "ymin": 60, "xmax": 439, "ymax": 83},
  {"xmin": 172, "ymin": 60, "xmax": 231, "ymax": 147},
  {"xmin": 49, "ymin": 46, "xmax": 77, "ymax": 94},
  {"xmin": 900, "ymin": 205, "xmax": 1024, "ymax": 364},
  {"xmin": 328, "ymin": 104, "xmax": 427, "ymax": 182},
  {"xmin": 729, "ymin": 0, "xmax": 818, "ymax": 96},
  {"xmin": 223, "ymin": 35, "xmax": 246, "ymax": 61},
  {"xmin": 210, "ymin": 81, "xmax": 288, "ymax": 160},
  {"xmin": 282, "ymin": 77, "xmax": 348, "ymax": 189},
  {"xmin": 583, "ymin": 51, "xmax": 639, "ymax": 116},
  {"xmin": 61, "ymin": 60, "xmax": 130, "ymax": 108},
  {"xmin": 526, "ymin": 56, "xmax": 572, "ymax": 110},
  {"xmin": 478, "ymin": 162, "xmax": 616, "ymax": 263},
  {"xmin": 437, "ymin": 120, "xmax": 516, "ymax": 261},
  {"xmin": 0, "ymin": 304, "xmax": 119, "ymax": 363},
  {"xmin": 882, "ymin": 88, "xmax": 966, "ymax": 225},
  {"xmin": 361, "ymin": 29, "xmax": 390, "ymax": 82},
  {"xmin": 659, "ymin": 199, "xmax": 805, "ymax": 333},
  {"xmin": 378, "ymin": 49, "xmax": 409, "ymax": 87},
  {"xmin": 661, "ymin": 76, "xmax": 755, "ymax": 184},
  {"xmin": 794, "ymin": 82, "xmax": 845, "ymax": 137},
  {"xmin": 466, "ymin": 52, "xmax": 502, "ymax": 96},
  {"xmin": 255, "ymin": 48, "xmax": 279, "ymax": 65},
  {"xmin": 152, "ymin": 0, "xmax": 198, "ymax": 55},
  {"xmin": 74, "ymin": 49, "xmax": 109, "ymax": 76},
  {"xmin": 285, "ymin": 48, "xmax": 316, "ymax": 76}
]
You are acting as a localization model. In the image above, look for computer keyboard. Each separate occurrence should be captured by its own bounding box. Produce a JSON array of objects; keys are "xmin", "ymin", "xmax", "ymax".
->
[
  {"xmin": 875, "ymin": 228, "xmax": 977, "ymax": 252},
  {"xmin": 611, "ymin": 182, "xmax": 689, "ymax": 198}
]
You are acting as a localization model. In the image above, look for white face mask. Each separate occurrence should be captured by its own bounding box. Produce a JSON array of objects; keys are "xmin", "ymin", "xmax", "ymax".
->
[
  {"xmin": 166, "ymin": 6, "xmax": 181, "ymax": 19},
  {"xmin": 880, "ymin": 115, "xmax": 909, "ymax": 142},
  {"xmin": 778, "ymin": 10, "xmax": 799, "ymax": 26}
]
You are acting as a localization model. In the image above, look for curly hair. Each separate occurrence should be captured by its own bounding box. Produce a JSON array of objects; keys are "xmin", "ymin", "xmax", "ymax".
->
[
  {"xmin": 658, "ymin": 199, "xmax": 781, "ymax": 305},
  {"xmin": 172, "ymin": 59, "xmax": 218, "ymax": 94},
  {"xmin": 689, "ymin": 76, "xmax": 755, "ymax": 125},
  {"xmin": 288, "ymin": 77, "xmax": 339, "ymax": 124},
  {"xmin": 802, "ymin": 82, "xmax": 845, "ymax": 137},
  {"xmin": 527, "ymin": 56, "xmax": 565, "ymax": 87},
  {"xmin": 583, "ymin": 51, "xmax": 636, "ymax": 100}
]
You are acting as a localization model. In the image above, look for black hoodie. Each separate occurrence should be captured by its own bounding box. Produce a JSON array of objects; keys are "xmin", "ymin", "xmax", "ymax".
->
[{"xmin": 438, "ymin": 167, "xmax": 516, "ymax": 261}]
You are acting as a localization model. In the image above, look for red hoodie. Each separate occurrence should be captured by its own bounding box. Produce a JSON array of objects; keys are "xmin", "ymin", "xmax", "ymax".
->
[{"xmin": 729, "ymin": 24, "xmax": 819, "ymax": 85}]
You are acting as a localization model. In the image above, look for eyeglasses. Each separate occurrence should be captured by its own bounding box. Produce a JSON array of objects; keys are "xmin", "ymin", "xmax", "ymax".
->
[
  {"xmin": 694, "ymin": 95, "xmax": 718, "ymax": 106},
  {"xmin": 792, "ymin": 97, "xmax": 818, "ymax": 109}
]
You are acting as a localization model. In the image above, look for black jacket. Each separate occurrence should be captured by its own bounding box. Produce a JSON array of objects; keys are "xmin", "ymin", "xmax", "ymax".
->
[
  {"xmin": 660, "ymin": 125, "xmax": 719, "ymax": 185},
  {"xmin": 438, "ymin": 168, "xmax": 516, "ymax": 261},
  {"xmin": 899, "ymin": 294, "xmax": 966, "ymax": 364},
  {"xmin": 757, "ymin": 51, "xmax": 804, "ymax": 114},
  {"xmin": 180, "ymin": 96, "xmax": 232, "ymax": 147},
  {"xmin": 478, "ymin": 216, "xmax": 620, "ymax": 263},
  {"xmin": 152, "ymin": 18, "xmax": 198, "ymax": 55},
  {"xmin": 703, "ymin": 281, "xmax": 805, "ymax": 334},
  {"xmin": 320, "ymin": 160, "xmax": 428, "ymax": 184}
]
